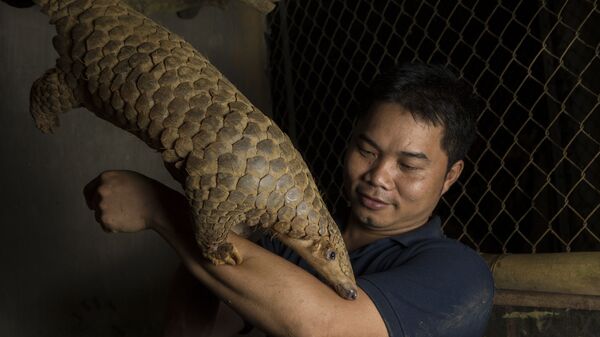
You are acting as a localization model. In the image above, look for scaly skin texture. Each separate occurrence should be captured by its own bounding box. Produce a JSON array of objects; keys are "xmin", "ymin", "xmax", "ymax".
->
[{"xmin": 28, "ymin": 0, "xmax": 357, "ymax": 299}]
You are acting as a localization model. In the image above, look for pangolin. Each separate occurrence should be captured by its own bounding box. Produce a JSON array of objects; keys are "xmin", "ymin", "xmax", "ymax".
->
[{"xmin": 18, "ymin": 0, "xmax": 357, "ymax": 300}]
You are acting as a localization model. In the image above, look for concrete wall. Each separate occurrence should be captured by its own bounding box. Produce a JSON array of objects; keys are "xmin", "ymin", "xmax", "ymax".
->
[
  {"xmin": 487, "ymin": 306, "xmax": 600, "ymax": 337},
  {"xmin": 0, "ymin": 2, "xmax": 271, "ymax": 336}
]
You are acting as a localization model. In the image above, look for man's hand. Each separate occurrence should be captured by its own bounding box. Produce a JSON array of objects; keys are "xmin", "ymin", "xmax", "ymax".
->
[{"xmin": 83, "ymin": 170, "xmax": 185, "ymax": 233}]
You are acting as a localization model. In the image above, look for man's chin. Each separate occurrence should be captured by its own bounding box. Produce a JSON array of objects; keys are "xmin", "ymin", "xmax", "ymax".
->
[{"xmin": 353, "ymin": 209, "xmax": 386, "ymax": 229}]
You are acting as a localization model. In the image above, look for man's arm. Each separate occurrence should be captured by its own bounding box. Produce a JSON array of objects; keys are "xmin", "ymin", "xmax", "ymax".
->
[{"xmin": 84, "ymin": 170, "xmax": 388, "ymax": 337}]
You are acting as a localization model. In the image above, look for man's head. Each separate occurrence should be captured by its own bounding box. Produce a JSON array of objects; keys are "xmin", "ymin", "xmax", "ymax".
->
[
  {"xmin": 344, "ymin": 63, "xmax": 477, "ymax": 234},
  {"xmin": 361, "ymin": 63, "xmax": 477, "ymax": 169}
]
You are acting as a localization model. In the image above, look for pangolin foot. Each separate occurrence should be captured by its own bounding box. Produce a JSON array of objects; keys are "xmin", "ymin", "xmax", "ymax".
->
[
  {"xmin": 206, "ymin": 242, "xmax": 243, "ymax": 265},
  {"xmin": 33, "ymin": 112, "xmax": 59, "ymax": 134}
]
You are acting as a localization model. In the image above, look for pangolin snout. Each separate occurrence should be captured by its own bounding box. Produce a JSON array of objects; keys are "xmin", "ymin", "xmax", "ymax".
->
[{"xmin": 335, "ymin": 283, "xmax": 358, "ymax": 300}]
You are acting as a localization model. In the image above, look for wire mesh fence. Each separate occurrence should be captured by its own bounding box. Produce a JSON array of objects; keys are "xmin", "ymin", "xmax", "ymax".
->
[{"xmin": 266, "ymin": 0, "xmax": 599, "ymax": 254}]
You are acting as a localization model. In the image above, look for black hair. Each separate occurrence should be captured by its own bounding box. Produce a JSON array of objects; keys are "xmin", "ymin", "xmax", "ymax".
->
[{"xmin": 360, "ymin": 63, "xmax": 478, "ymax": 169}]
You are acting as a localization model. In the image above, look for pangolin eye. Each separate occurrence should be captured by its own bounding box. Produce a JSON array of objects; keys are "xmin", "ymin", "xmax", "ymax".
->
[{"xmin": 326, "ymin": 249, "xmax": 336, "ymax": 261}]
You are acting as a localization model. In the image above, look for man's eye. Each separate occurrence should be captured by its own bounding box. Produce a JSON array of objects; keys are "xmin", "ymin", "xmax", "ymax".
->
[
  {"xmin": 358, "ymin": 147, "xmax": 374, "ymax": 157},
  {"xmin": 400, "ymin": 163, "xmax": 418, "ymax": 170}
]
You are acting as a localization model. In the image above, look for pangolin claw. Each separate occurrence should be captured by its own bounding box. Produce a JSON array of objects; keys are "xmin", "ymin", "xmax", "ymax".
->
[{"xmin": 206, "ymin": 242, "xmax": 243, "ymax": 265}]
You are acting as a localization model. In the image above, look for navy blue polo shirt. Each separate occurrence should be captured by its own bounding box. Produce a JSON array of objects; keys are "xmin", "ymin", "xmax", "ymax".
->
[{"xmin": 259, "ymin": 216, "xmax": 494, "ymax": 337}]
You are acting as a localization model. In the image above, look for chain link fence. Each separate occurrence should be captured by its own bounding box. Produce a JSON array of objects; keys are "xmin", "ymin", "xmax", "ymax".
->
[{"xmin": 266, "ymin": 0, "xmax": 599, "ymax": 254}]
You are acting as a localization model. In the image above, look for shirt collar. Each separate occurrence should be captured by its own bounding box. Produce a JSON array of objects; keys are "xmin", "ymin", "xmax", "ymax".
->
[
  {"xmin": 389, "ymin": 215, "xmax": 444, "ymax": 246},
  {"xmin": 335, "ymin": 211, "xmax": 445, "ymax": 251}
]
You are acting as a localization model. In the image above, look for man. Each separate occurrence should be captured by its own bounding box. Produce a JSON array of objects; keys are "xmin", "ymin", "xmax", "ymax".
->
[{"xmin": 84, "ymin": 63, "xmax": 494, "ymax": 336}]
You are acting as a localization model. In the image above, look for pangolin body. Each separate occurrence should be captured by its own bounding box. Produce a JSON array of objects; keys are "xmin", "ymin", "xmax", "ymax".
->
[{"xmin": 26, "ymin": 0, "xmax": 357, "ymax": 299}]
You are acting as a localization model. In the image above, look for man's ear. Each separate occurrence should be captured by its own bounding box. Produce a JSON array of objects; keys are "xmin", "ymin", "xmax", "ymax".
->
[{"xmin": 441, "ymin": 160, "xmax": 464, "ymax": 195}]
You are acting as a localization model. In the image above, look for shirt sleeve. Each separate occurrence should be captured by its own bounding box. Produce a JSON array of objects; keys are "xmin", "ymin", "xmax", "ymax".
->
[
  {"xmin": 257, "ymin": 234, "xmax": 305, "ymax": 265},
  {"xmin": 357, "ymin": 241, "xmax": 494, "ymax": 337}
]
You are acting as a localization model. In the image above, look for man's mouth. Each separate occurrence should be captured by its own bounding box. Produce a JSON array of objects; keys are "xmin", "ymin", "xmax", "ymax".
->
[{"xmin": 357, "ymin": 192, "xmax": 389, "ymax": 210}]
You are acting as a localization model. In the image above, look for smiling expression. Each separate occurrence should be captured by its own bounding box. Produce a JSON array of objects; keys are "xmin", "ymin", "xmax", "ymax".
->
[{"xmin": 344, "ymin": 102, "xmax": 463, "ymax": 235}]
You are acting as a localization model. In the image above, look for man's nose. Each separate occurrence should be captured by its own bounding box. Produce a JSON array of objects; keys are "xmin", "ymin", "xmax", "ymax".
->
[{"xmin": 364, "ymin": 158, "xmax": 393, "ymax": 190}]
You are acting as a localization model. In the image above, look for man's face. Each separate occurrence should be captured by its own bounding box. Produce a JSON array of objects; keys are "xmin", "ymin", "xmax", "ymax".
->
[{"xmin": 344, "ymin": 102, "xmax": 463, "ymax": 234}]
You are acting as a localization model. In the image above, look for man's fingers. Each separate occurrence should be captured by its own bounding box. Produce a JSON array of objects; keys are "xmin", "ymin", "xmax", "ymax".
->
[
  {"xmin": 83, "ymin": 175, "xmax": 102, "ymax": 210},
  {"xmin": 82, "ymin": 171, "xmax": 129, "ymax": 233},
  {"xmin": 94, "ymin": 209, "xmax": 103, "ymax": 225}
]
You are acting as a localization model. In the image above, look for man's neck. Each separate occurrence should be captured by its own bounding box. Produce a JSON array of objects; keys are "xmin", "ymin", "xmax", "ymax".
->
[
  {"xmin": 343, "ymin": 224, "xmax": 381, "ymax": 252},
  {"xmin": 342, "ymin": 214, "xmax": 429, "ymax": 252}
]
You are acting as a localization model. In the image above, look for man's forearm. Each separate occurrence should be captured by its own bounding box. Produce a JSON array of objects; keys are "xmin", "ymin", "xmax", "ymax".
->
[
  {"xmin": 148, "ymin": 191, "xmax": 387, "ymax": 337},
  {"xmin": 152, "ymin": 207, "xmax": 336, "ymax": 337},
  {"xmin": 163, "ymin": 265, "xmax": 220, "ymax": 337}
]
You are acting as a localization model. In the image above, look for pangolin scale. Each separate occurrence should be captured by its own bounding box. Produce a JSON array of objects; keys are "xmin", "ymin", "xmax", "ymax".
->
[{"xmin": 25, "ymin": 0, "xmax": 357, "ymax": 299}]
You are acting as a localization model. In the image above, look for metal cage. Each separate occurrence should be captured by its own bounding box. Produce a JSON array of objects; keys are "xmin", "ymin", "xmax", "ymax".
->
[{"xmin": 267, "ymin": 0, "xmax": 599, "ymax": 254}]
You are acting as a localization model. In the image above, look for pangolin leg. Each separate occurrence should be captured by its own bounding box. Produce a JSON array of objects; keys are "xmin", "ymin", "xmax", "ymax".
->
[
  {"xmin": 210, "ymin": 241, "xmax": 243, "ymax": 266},
  {"xmin": 192, "ymin": 212, "xmax": 243, "ymax": 266},
  {"xmin": 30, "ymin": 68, "xmax": 78, "ymax": 133}
]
